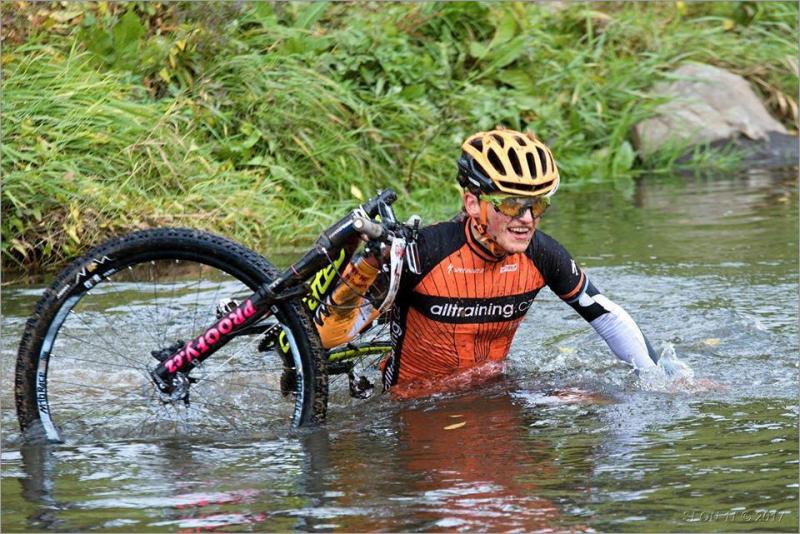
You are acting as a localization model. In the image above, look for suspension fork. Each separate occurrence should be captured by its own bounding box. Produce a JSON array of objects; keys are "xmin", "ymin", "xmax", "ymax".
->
[
  {"xmin": 149, "ymin": 226, "xmax": 358, "ymax": 390},
  {"xmin": 150, "ymin": 285, "xmax": 277, "ymax": 390}
]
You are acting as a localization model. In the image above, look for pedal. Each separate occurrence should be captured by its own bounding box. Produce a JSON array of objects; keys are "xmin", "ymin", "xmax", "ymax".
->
[
  {"xmin": 216, "ymin": 298, "xmax": 238, "ymax": 318},
  {"xmin": 348, "ymin": 372, "xmax": 374, "ymax": 399}
]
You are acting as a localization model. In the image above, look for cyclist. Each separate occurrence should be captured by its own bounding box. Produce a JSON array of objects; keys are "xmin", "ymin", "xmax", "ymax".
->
[{"xmin": 315, "ymin": 127, "xmax": 659, "ymax": 393}]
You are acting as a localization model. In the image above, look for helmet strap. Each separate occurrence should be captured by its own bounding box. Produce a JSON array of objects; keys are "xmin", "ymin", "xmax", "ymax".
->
[{"xmin": 469, "ymin": 200, "xmax": 506, "ymax": 258}]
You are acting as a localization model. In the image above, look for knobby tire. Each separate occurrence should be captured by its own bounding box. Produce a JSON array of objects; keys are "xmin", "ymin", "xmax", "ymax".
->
[{"xmin": 15, "ymin": 228, "xmax": 328, "ymax": 443}]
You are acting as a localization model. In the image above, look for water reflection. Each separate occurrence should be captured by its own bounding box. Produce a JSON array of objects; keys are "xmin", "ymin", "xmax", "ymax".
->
[
  {"xmin": 1, "ymin": 169, "xmax": 797, "ymax": 532},
  {"xmin": 296, "ymin": 383, "xmax": 607, "ymax": 532},
  {"xmin": 547, "ymin": 167, "xmax": 798, "ymax": 270},
  {"xmin": 17, "ymin": 445, "xmax": 62, "ymax": 530},
  {"xmin": 391, "ymin": 391, "xmax": 564, "ymax": 531},
  {"xmin": 3, "ymin": 392, "xmax": 797, "ymax": 531}
]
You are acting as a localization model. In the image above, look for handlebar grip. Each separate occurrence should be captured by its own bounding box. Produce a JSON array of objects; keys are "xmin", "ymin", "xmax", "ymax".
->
[
  {"xmin": 362, "ymin": 188, "xmax": 396, "ymax": 216},
  {"xmin": 353, "ymin": 216, "xmax": 384, "ymax": 239}
]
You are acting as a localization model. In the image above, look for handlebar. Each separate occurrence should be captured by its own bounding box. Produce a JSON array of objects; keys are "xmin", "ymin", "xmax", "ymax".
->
[
  {"xmin": 267, "ymin": 189, "xmax": 398, "ymax": 294},
  {"xmin": 352, "ymin": 216, "xmax": 383, "ymax": 239},
  {"xmin": 362, "ymin": 189, "xmax": 397, "ymax": 217}
]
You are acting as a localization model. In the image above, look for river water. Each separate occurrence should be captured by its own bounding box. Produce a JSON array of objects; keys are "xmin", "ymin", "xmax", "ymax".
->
[{"xmin": 1, "ymin": 169, "xmax": 797, "ymax": 532}]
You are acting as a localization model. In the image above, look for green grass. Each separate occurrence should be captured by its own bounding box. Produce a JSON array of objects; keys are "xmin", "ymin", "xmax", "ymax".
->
[{"xmin": 2, "ymin": 1, "xmax": 797, "ymax": 271}]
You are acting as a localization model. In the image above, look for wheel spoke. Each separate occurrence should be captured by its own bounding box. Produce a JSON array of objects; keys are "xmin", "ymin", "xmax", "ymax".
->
[
  {"xmin": 53, "ymin": 333, "xmax": 148, "ymax": 372},
  {"xmin": 20, "ymin": 237, "xmax": 324, "ymax": 443}
]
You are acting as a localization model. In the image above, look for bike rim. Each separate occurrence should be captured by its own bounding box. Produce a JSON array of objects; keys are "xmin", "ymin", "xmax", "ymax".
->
[{"xmin": 34, "ymin": 258, "xmax": 306, "ymax": 443}]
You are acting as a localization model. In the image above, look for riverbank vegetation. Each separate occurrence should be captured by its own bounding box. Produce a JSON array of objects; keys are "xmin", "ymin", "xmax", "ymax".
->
[{"xmin": 3, "ymin": 1, "xmax": 797, "ymax": 271}]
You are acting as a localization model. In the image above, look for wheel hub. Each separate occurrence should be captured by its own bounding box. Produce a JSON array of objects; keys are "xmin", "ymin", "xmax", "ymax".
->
[{"xmin": 150, "ymin": 340, "xmax": 194, "ymax": 405}]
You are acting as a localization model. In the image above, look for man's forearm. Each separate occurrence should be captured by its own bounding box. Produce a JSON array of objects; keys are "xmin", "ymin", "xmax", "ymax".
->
[
  {"xmin": 587, "ymin": 294, "xmax": 659, "ymax": 370},
  {"xmin": 566, "ymin": 278, "xmax": 659, "ymax": 371}
]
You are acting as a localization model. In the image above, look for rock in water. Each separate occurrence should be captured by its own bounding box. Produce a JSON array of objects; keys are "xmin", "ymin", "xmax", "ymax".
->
[{"xmin": 632, "ymin": 63, "xmax": 794, "ymax": 164}]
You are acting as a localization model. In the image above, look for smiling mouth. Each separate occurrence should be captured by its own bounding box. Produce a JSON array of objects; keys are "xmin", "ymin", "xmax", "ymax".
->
[{"xmin": 508, "ymin": 227, "xmax": 531, "ymax": 236}]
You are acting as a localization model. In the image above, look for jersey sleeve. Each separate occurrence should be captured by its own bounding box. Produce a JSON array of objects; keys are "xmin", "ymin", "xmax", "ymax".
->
[{"xmin": 528, "ymin": 231, "xmax": 586, "ymax": 300}]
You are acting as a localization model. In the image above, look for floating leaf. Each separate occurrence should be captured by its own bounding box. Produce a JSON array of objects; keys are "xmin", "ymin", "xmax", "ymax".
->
[
  {"xmin": 703, "ymin": 338, "xmax": 721, "ymax": 347},
  {"xmin": 444, "ymin": 422, "xmax": 466, "ymax": 430}
]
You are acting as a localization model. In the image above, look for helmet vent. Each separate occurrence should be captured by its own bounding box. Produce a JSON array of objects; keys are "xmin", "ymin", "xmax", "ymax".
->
[
  {"xmin": 536, "ymin": 147, "xmax": 548, "ymax": 175},
  {"xmin": 473, "ymin": 160, "xmax": 490, "ymax": 180},
  {"xmin": 498, "ymin": 180, "xmax": 537, "ymax": 193},
  {"xmin": 507, "ymin": 148, "xmax": 522, "ymax": 175},
  {"xmin": 525, "ymin": 153, "xmax": 536, "ymax": 176},
  {"xmin": 461, "ymin": 128, "xmax": 559, "ymax": 197},
  {"xmin": 487, "ymin": 149, "xmax": 505, "ymax": 175},
  {"xmin": 499, "ymin": 180, "xmax": 554, "ymax": 195}
]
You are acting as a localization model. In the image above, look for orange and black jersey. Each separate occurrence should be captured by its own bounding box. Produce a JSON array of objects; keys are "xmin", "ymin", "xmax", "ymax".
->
[
  {"xmin": 315, "ymin": 216, "xmax": 660, "ymax": 391},
  {"xmin": 382, "ymin": 218, "xmax": 591, "ymax": 387}
]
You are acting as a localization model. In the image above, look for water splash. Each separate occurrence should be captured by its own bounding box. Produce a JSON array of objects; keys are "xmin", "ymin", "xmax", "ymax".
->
[
  {"xmin": 657, "ymin": 343, "xmax": 695, "ymax": 380},
  {"xmin": 639, "ymin": 343, "xmax": 727, "ymax": 393}
]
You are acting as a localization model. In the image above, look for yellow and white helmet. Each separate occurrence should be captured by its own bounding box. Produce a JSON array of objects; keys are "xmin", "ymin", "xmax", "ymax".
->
[{"xmin": 457, "ymin": 127, "xmax": 560, "ymax": 198}]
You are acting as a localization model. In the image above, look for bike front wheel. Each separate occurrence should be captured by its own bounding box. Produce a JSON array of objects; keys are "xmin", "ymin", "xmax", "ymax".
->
[{"xmin": 15, "ymin": 228, "xmax": 327, "ymax": 443}]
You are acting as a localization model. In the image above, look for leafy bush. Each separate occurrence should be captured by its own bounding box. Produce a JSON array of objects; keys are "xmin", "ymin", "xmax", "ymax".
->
[{"xmin": 2, "ymin": 1, "xmax": 797, "ymax": 270}]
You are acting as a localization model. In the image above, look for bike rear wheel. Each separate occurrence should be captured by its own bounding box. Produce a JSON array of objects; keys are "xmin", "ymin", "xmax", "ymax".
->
[{"xmin": 15, "ymin": 228, "xmax": 327, "ymax": 443}]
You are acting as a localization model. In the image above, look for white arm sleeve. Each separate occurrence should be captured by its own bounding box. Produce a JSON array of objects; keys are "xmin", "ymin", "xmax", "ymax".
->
[{"xmin": 587, "ymin": 294, "xmax": 658, "ymax": 371}]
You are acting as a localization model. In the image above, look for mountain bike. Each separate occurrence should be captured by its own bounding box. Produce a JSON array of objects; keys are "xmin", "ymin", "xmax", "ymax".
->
[{"xmin": 15, "ymin": 189, "xmax": 420, "ymax": 443}]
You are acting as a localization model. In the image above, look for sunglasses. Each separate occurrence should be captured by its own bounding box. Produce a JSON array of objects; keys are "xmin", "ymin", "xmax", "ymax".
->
[{"xmin": 484, "ymin": 194, "xmax": 551, "ymax": 219}]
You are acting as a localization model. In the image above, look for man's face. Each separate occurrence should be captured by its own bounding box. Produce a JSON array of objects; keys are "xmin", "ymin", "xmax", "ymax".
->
[{"xmin": 464, "ymin": 192, "xmax": 540, "ymax": 254}]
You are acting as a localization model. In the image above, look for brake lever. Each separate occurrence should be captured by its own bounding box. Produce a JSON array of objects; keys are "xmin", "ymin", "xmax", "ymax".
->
[
  {"xmin": 378, "ymin": 235, "xmax": 406, "ymax": 314},
  {"xmin": 406, "ymin": 241, "xmax": 420, "ymax": 275},
  {"xmin": 405, "ymin": 215, "xmax": 422, "ymax": 275}
]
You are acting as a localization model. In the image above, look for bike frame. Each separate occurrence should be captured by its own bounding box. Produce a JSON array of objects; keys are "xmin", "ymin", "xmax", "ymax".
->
[{"xmin": 149, "ymin": 189, "xmax": 399, "ymax": 394}]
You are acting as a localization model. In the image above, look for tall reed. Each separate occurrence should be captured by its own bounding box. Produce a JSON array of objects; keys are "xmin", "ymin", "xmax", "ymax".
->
[{"xmin": 3, "ymin": 1, "xmax": 796, "ymax": 271}]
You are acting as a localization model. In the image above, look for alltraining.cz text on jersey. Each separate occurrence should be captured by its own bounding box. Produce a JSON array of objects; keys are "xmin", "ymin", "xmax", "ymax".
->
[{"xmin": 412, "ymin": 290, "xmax": 539, "ymax": 324}]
